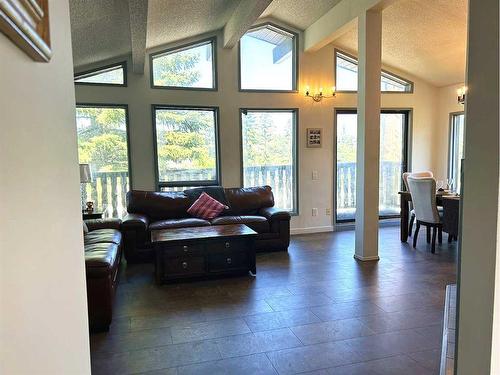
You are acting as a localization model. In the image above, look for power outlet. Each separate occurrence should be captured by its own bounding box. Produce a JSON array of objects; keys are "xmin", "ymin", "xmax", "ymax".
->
[
  {"xmin": 326, "ymin": 208, "xmax": 331, "ymax": 216},
  {"xmin": 312, "ymin": 208, "xmax": 318, "ymax": 217},
  {"xmin": 312, "ymin": 170, "xmax": 319, "ymax": 180}
]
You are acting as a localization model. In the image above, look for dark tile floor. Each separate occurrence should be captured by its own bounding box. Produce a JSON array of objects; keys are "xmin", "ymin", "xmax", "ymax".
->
[{"xmin": 91, "ymin": 226, "xmax": 457, "ymax": 375}]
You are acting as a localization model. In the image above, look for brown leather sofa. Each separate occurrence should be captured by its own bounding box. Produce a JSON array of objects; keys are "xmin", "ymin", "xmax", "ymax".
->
[
  {"xmin": 121, "ymin": 186, "xmax": 291, "ymax": 263},
  {"xmin": 84, "ymin": 218, "xmax": 122, "ymax": 332}
]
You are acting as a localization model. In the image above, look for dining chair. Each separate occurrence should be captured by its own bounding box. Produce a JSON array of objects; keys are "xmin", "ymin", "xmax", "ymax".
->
[
  {"xmin": 407, "ymin": 176, "xmax": 443, "ymax": 253},
  {"xmin": 402, "ymin": 171, "xmax": 434, "ymax": 236}
]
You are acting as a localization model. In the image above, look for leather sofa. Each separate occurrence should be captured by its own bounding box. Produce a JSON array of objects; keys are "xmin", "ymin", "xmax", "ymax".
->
[
  {"xmin": 84, "ymin": 218, "xmax": 122, "ymax": 332},
  {"xmin": 121, "ymin": 186, "xmax": 291, "ymax": 263}
]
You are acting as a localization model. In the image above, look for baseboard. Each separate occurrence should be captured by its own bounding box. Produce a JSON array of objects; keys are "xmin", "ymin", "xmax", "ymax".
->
[
  {"xmin": 353, "ymin": 254, "xmax": 380, "ymax": 261},
  {"xmin": 290, "ymin": 225, "xmax": 334, "ymax": 235}
]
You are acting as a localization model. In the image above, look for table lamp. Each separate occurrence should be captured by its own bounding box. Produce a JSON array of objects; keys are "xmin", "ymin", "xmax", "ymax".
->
[{"xmin": 79, "ymin": 163, "xmax": 93, "ymax": 211}]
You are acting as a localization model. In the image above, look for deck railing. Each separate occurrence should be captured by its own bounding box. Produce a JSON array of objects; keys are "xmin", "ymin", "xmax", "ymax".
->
[
  {"xmin": 337, "ymin": 161, "xmax": 402, "ymax": 218},
  {"xmin": 81, "ymin": 171, "xmax": 129, "ymax": 218},
  {"xmin": 82, "ymin": 162, "xmax": 401, "ymax": 218}
]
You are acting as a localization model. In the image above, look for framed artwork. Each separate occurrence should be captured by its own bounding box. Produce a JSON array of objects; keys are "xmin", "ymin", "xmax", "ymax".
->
[
  {"xmin": 307, "ymin": 128, "xmax": 322, "ymax": 148},
  {"xmin": 0, "ymin": 0, "xmax": 52, "ymax": 62}
]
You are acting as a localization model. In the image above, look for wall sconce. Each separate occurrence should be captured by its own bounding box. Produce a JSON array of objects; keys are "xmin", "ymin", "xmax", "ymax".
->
[
  {"xmin": 457, "ymin": 86, "xmax": 467, "ymax": 105},
  {"xmin": 305, "ymin": 86, "xmax": 336, "ymax": 102}
]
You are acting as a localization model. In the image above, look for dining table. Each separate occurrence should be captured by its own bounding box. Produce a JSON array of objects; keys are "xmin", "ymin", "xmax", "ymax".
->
[{"xmin": 398, "ymin": 190, "xmax": 461, "ymax": 242}]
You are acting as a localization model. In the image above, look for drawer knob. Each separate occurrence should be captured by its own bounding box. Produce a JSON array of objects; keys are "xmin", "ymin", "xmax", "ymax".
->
[
  {"xmin": 225, "ymin": 242, "xmax": 230, "ymax": 248},
  {"xmin": 226, "ymin": 257, "xmax": 232, "ymax": 264},
  {"xmin": 182, "ymin": 262, "xmax": 188, "ymax": 269},
  {"xmin": 183, "ymin": 245, "xmax": 188, "ymax": 252}
]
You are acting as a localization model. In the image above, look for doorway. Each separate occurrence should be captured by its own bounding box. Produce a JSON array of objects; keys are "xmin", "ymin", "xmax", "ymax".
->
[{"xmin": 334, "ymin": 109, "xmax": 410, "ymax": 223}]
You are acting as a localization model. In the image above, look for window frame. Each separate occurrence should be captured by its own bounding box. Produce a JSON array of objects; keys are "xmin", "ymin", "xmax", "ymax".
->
[
  {"xmin": 334, "ymin": 49, "xmax": 414, "ymax": 94},
  {"xmin": 448, "ymin": 111, "xmax": 465, "ymax": 192},
  {"xmin": 238, "ymin": 23, "xmax": 299, "ymax": 93},
  {"xmin": 75, "ymin": 102, "xmax": 133, "ymax": 187},
  {"xmin": 239, "ymin": 108, "xmax": 299, "ymax": 215},
  {"xmin": 152, "ymin": 104, "xmax": 222, "ymax": 191},
  {"xmin": 333, "ymin": 108, "xmax": 411, "ymax": 224},
  {"xmin": 74, "ymin": 62, "xmax": 127, "ymax": 87},
  {"xmin": 149, "ymin": 37, "xmax": 218, "ymax": 91}
]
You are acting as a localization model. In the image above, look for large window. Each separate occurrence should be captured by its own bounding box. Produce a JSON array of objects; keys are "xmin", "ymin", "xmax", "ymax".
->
[
  {"xmin": 76, "ymin": 105, "xmax": 130, "ymax": 217},
  {"xmin": 335, "ymin": 50, "xmax": 413, "ymax": 93},
  {"xmin": 74, "ymin": 62, "xmax": 126, "ymax": 86},
  {"xmin": 241, "ymin": 109, "xmax": 298, "ymax": 213},
  {"xmin": 153, "ymin": 106, "xmax": 220, "ymax": 190},
  {"xmin": 449, "ymin": 112, "xmax": 465, "ymax": 193},
  {"xmin": 151, "ymin": 39, "xmax": 216, "ymax": 90},
  {"xmin": 240, "ymin": 24, "xmax": 297, "ymax": 91},
  {"xmin": 335, "ymin": 110, "xmax": 409, "ymax": 222}
]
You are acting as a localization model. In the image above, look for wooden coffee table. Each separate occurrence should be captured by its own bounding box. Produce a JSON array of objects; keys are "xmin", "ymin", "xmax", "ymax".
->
[{"xmin": 151, "ymin": 224, "xmax": 258, "ymax": 284}]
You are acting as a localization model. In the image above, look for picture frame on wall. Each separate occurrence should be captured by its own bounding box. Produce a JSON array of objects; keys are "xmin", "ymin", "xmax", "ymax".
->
[
  {"xmin": 307, "ymin": 128, "xmax": 322, "ymax": 148},
  {"xmin": 0, "ymin": 0, "xmax": 52, "ymax": 62}
]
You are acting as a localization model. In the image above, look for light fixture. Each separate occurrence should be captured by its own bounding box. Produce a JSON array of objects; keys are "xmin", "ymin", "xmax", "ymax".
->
[
  {"xmin": 305, "ymin": 85, "xmax": 336, "ymax": 102},
  {"xmin": 457, "ymin": 86, "xmax": 467, "ymax": 105}
]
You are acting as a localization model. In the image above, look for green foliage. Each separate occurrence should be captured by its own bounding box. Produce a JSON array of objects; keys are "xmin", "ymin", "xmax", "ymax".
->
[
  {"xmin": 76, "ymin": 107, "xmax": 128, "ymax": 173},
  {"xmin": 156, "ymin": 110, "xmax": 216, "ymax": 176},
  {"xmin": 242, "ymin": 112, "xmax": 292, "ymax": 167},
  {"xmin": 337, "ymin": 132, "xmax": 356, "ymax": 163},
  {"xmin": 79, "ymin": 134, "xmax": 128, "ymax": 172},
  {"xmin": 153, "ymin": 51, "xmax": 201, "ymax": 87}
]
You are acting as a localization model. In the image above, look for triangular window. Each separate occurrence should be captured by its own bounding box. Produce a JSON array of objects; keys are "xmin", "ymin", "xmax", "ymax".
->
[
  {"xmin": 335, "ymin": 50, "xmax": 413, "ymax": 92},
  {"xmin": 151, "ymin": 39, "xmax": 216, "ymax": 89},
  {"xmin": 75, "ymin": 63, "xmax": 126, "ymax": 86}
]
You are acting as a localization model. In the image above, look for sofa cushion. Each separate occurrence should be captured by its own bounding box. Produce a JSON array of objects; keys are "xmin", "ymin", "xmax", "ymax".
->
[
  {"xmin": 85, "ymin": 218, "xmax": 122, "ymax": 231},
  {"xmin": 85, "ymin": 242, "xmax": 120, "ymax": 278},
  {"xmin": 224, "ymin": 186, "xmax": 274, "ymax": 215},
  {"xmin": 184, "ymin": 186, "xmax": 229, "ymax": 206},
  {"xmin": 187, "ymin": 192, "xmax": 228, "ymax": 220},
  {"xmin": 149, "ymin": 218, "xmax": 211, "ymax": 231},
  {"xmin": 84, "ymin": 229, "xmax": 122, "ymax": 245},
  {"xmin": 127, "ymin": 190, "xmax": 191, "ymax": 220},
  {"xmin": 211, "ymin": 215, "xmax": 269, "ymax": 233}
]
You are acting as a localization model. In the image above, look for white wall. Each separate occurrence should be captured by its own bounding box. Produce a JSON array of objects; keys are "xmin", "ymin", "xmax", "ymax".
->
[
  {"xmin": 74, "ymin": 21, "xmax": 442, "ymax": 233},
  {"xmin": 0, "ymin": 1, "xmax": 91, "ymax": 373}
]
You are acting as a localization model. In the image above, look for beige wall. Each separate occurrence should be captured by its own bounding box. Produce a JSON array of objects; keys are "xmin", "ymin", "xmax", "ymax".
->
[
  {"xmin": 434, "ymin": 83, "xmax": 465, "ymax": 180},
  {"xmin": 0, "ymin": 1, "xmax": 91, "ymax": 373},
  {"xmin": 75, "ymin": 21, "xmax": 444, "ymax": 233},
  {"xmin": 456, "ymin": 0, "xmax": 499, "ymax": 372}
]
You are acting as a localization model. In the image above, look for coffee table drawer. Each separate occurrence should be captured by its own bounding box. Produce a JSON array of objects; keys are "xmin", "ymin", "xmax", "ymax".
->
[
  {"xmin": 208, "ymin": 251, "xmax": 248, "ymax": 273},
  {"xmin": 164, "ymin": 256, "xmax": 205, "ymax": 277},
  {"xmin": 205, "ymin": 239, "xmax": 250, "ymax": 254},
  {"xmin": 163, "ymin": 243, "xmax": 204, "ymax": 258}
]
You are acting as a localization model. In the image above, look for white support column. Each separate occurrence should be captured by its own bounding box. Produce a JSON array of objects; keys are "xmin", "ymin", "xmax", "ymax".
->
[{"xmin": 354, "ymin": 9, "xmax": 382, "ymax": 261}]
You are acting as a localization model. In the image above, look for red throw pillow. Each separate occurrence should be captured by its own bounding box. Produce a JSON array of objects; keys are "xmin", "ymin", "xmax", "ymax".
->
[{"xmin": 187, "ymin": 192, "xmax": 228, "ymax": 220}]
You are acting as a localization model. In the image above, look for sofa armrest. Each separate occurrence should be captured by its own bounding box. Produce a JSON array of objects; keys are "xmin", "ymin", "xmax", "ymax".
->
[
  {"xmin": 121, "ymin": 213, "xmax": 149, "ymax": 232},
  {"xmin": 259, "ymin": 207, "xmax": 291, "ymax": 221},
  {"xmin": 85, "ymin": 218, "xmax": 122, "ymax": 231}
]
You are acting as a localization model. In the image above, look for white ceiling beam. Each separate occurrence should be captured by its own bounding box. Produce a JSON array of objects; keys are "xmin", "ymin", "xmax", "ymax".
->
[
  {"xmin": 223, "ymin": 0, "xmax": 273, "ymax": 49},
  {"xmin": 128, "ymin": 0, "xmax": 148, "ymax": 74},
  {"xmin": 304, "ymin": 0, "xmax": 398, "ymax": 52}
]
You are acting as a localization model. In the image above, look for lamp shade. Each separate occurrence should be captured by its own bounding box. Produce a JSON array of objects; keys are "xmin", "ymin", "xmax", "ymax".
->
[{"xmin": 79, "ymin": 163, "xmax": 92, "ymax": 183}]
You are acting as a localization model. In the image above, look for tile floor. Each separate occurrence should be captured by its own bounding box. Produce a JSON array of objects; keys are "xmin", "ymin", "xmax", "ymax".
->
[{"xmin": 91, "ymin": 226, "xmax": 457, "ymax": 374}]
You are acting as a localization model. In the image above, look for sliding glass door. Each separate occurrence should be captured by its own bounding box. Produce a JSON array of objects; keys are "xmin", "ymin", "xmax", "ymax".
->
[
  {"xmin": 448, "ymin": 112, "xmax": 465, "ymax": 193},
  {"xmin": 335, "ymin": 110, "xmax": 409, "ymax": 222}
]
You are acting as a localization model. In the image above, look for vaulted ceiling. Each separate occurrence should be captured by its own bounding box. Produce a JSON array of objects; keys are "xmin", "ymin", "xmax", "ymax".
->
[
  {"xmin": 334, "ymin": 0, "xmax": 467, "ymax": 87},
  {"xmin": 69, "ymin": 0, "xmax": 467, "ymax": 87}
]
